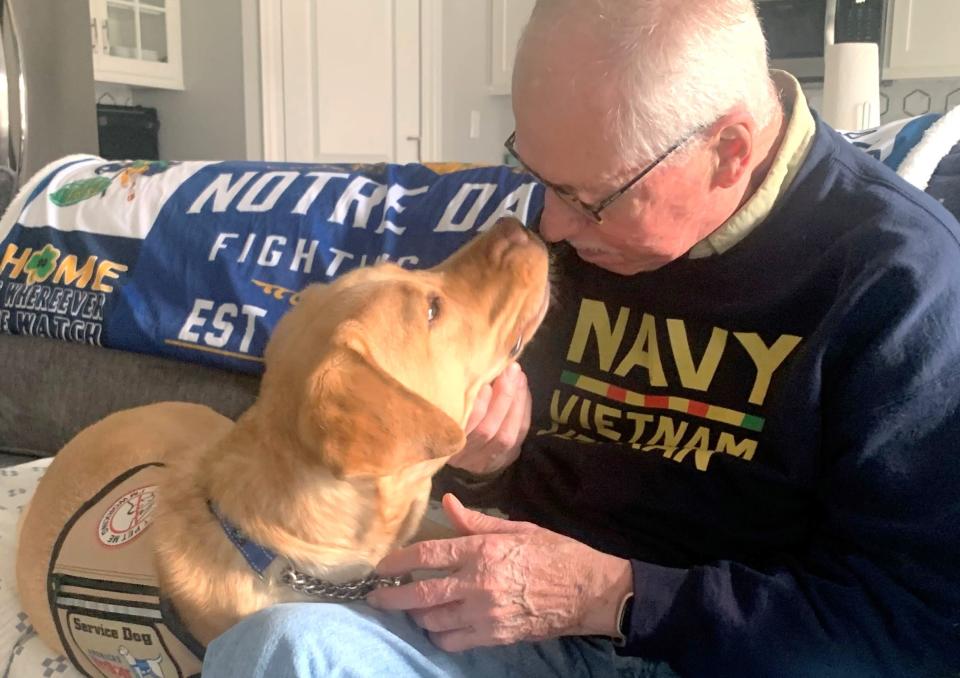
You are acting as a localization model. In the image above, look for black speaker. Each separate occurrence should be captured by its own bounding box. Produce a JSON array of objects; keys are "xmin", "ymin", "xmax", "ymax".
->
[
  {"xmin": 97, "ymin": 104, "xmax": 160, "ymax": 160},
  {"xmin": 835, "ymin": 0, "xmax": 885, "ymax": 45}
]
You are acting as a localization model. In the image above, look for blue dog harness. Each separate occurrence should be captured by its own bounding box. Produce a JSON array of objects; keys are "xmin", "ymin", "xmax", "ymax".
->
[{"xmin": 206, "ymin": 500, "xmax": 404, "ymax": 600}]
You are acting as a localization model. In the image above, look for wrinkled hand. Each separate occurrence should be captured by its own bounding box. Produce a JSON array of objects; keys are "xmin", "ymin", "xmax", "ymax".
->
[
  {"xmin": 447, "ymin": 363, "xmax": 531, "ymax": 476},
  {"xmin": 366, "ymin": 494, "xmax": 633, "ymax": 652}
]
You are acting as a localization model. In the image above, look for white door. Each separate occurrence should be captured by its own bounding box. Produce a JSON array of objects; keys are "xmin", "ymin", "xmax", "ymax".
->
[{"xmin": 260, "ymin": 0, "xmax": 422, "ymax": 163}]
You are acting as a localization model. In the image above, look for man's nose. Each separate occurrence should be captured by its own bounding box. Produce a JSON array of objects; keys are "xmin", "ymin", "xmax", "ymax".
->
[{"xmin": 538, "ymin": 192, "xmax": 586, "ymax": 243}]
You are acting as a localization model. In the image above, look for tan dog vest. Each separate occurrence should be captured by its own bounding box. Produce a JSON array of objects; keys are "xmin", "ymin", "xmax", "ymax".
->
[{"xmin": 47, "ymin": 463, "xmax": 203, "ymax": 678}]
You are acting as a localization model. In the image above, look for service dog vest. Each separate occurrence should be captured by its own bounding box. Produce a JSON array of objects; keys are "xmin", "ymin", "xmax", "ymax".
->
[{"xmin": 47, "ymin": 463, "xmax": 204, "ymax": 678}]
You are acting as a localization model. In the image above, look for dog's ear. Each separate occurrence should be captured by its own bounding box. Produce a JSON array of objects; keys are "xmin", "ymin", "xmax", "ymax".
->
[{"xmin": 302, "ymin": 348, "xmax": 466, "ymax": 478}]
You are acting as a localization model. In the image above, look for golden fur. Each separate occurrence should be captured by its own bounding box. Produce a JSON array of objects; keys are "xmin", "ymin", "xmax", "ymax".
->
[{"xmin": 16, "ymin": 217, "xmax": 550, "ymax": 648}]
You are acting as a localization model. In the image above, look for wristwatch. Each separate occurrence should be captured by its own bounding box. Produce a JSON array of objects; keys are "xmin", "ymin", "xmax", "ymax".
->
[{"xmin": 614, "ymin": 592, "xmax": 635, "ymax": 644}]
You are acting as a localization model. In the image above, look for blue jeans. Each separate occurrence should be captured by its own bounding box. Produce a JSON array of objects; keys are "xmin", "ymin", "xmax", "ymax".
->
[{"xmin": 202, "ymin": 602, "xmax": 677, "ymax": 677}]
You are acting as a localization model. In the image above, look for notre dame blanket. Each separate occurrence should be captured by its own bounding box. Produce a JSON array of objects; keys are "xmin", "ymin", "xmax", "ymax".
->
[{"xmin": 0, "ymin": 156, "xmax": 543, "ymax": 374}]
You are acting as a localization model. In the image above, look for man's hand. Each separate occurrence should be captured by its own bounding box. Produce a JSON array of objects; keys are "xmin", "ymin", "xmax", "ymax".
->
[
  {"xmin": 447, "ymin": 363, "xmax": 533, "ymax": 475},
  {"xmin": 366, "ymin": 494, "xmax": 633, "ymax": 652},
  {"xmin": 447, "ymin": 362, "xmax": 531, "ymax": 476}
]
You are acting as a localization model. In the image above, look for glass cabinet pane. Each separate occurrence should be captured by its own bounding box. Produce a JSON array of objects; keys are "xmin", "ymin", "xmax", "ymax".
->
[
  {"xmin": 104, "ymin": 0, "xmax": 169, "ymax": 63},
  {"xmin": 106, "ymin": 3, "xmax": 138, "ymax": 59},
  {"xmin": 140, "ymin": 10, "xmax": 169, "ymax": 63}
]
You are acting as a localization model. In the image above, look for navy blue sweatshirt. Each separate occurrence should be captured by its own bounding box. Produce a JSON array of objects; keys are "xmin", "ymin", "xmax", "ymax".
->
[{"xmin": 440, "ymin": 119, "xmax": 960, "ymax": 676}]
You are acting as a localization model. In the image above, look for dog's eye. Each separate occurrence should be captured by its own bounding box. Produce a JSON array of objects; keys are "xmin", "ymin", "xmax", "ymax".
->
[{"xmin": 427, "ymin": 296, "xmax": 441, "ymax": 323}]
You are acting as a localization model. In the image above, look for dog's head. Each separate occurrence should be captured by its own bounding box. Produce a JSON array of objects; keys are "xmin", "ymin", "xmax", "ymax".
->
[{"xmin": 259, "ymin": 217, "xmax": 550, "ymax": 479}]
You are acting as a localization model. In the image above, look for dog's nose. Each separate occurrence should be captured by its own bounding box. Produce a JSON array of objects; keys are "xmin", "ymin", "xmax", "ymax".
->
[
  {"xmin": 494, "ymin": 217, "xmax": 531, "ymax": 246},
  {"xmin": 481, "ymin": 217, "xmax": 533, "ymax": 268}
]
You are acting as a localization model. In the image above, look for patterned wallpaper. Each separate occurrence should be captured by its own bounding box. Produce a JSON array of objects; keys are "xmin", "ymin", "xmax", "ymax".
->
[{"xmin": 804, "ymin": 78, "xmax": 960, "ymax": 124}]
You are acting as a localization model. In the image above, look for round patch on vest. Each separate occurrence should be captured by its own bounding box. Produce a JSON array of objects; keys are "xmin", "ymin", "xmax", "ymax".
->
[{"xmin": 98, "ymin": 485, "xmax": 158, "ymax": 547}]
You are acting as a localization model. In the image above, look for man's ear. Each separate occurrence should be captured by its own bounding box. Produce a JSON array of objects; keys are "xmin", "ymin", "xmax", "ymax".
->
[
  {"xmin": 301, "ymin": 348, "xmax": 466, "ymax": 478},
  {"xmin": 711, "ymin": 113, "xmax": 755, "ymax": 189}
]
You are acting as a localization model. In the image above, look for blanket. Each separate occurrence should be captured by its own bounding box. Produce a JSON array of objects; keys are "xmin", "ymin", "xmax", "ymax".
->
[
  {"xmin": 0, "ymin": 158, "xmax": 543, "ymax": 374},
  {"xmin": 839, "ymin": 105, "xmax": 960, "ymax": 206}
]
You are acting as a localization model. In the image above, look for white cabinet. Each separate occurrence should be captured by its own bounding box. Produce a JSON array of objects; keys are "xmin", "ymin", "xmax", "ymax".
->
[
  {"xmin": 90, "ymin": 0, "xmax": 184, "ymax": 90},
  {"xmin": 884, "ymin": 0, "xmax": 960, "ymax": 79},
  {"xmin": 489, "ymin": 0, "xmax": 535, "ymax": 95}
]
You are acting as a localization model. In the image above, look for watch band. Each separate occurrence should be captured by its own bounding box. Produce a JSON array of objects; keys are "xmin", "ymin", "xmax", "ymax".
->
[{"xmin": 613, "ymin": 591, "xmax": 635, "ymax": 644}]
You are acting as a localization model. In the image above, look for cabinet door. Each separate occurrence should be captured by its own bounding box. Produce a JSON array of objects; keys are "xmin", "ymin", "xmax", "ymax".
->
[
  {"xmin": 260, "ymin": 0, "xmax": 421, "ymax": 163},
  {"xmin": 91, "ymin": 0, "xmax": 184, "ymax": 89},
  {"xmin": 489, "ymin": 0, "xmax": 535, "ymax": 95},
  {"xmin": 885, "ymin": 0, "xmax": 960, "ymax": 79}
]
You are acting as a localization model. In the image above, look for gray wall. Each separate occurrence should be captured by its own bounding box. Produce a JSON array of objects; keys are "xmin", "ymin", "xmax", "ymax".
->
[
  {"xmin": 13, "ymin": 0, "xmax": 99, "ymax": 177},
  {"xmin": 440, "ymin": 0, "xmax": 516, "ymax": 164},
  {"xmin": 135, "ymin": 0, "xmax": 248, "ymax": 160}
]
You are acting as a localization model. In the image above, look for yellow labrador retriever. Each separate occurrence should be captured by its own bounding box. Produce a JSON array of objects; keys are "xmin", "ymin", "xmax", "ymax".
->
[{"xmin": 16, "ymin": 217, "xmax": 550, "ymax": 677}]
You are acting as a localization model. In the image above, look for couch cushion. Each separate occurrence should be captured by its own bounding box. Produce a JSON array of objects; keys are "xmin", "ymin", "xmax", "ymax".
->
[
  {"xmin": 0, "ymin": 451, "xmax": 33, "ymax": 467},
  {"xmin": 0, "ymin": 333, "xmax": 257, "ymax": 457}
]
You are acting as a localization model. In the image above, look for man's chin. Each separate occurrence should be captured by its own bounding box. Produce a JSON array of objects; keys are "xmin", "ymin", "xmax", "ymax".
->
[{"xmin": 575, "ymin": 248, "xmax": 670, "ymax": 275}]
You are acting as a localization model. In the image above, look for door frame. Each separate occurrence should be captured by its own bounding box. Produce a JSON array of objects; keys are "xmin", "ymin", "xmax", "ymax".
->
[{"xmin": 256, "ymin": 0, "xmax": 441, "ymax": 162}]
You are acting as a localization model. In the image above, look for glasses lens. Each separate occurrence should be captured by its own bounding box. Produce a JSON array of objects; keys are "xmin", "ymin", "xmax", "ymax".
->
[{"xmin": 554, "ymin": 189, "xmax": 601, "ymax": 223}]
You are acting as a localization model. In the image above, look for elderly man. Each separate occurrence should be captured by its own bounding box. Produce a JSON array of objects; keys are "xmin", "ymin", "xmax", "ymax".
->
[{"xmin": 204, "ymin": 1, "xmax": 960, "ymax": 675}]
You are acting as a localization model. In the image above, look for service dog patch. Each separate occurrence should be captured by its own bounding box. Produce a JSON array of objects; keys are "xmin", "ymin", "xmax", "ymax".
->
[
  {"xmin": 67, "ymin": 613, "xmax": 170, "ymax": 678},
  {"xmin": 98, "ymin": 485, "xmax": 158, "ymax": 547}
]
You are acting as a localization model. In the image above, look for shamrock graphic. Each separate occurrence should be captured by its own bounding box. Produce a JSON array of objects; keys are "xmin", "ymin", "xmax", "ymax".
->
[{"xmin": 24, "ymin": 243, "xmax": 61, "ymax": 285}]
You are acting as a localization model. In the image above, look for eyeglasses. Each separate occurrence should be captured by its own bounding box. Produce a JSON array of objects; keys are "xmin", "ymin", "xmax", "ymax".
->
[{"xmin": 504, "ymin": 128, "xmax": 701, "ymax": 224}]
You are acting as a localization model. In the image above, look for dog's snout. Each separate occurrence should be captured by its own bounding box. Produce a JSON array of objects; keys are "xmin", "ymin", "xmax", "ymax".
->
[
  {"xmin": 431, "ymin": 215, "xmax": 547, "ymax": 285},
  {"xmin": 498, "ymin": 217, "xmax": 530, "ymax": 246},
  {"xmin": 484, "ymin": 217, "xmax": 541, "ymax": 265}
]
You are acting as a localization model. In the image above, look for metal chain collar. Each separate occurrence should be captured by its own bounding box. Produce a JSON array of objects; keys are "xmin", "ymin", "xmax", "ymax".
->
[{"xmin": 279, "ymin": 566, "xmax": 403, "ymax": 601}]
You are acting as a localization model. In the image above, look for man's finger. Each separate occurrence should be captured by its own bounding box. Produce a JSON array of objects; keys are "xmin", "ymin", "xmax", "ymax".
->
[
  {"xmin": 366, "ymin": 576, "xmax": 463, "ymax": 611},
  {"xmin": 408, "ymin": 600, "xmax": 471, "ymax": 633},
  {"xmin": 463, "ymin": 383, "xmax": 492, "ymax": 435},
  {"xmin": 487, "ymin": 370, "xmax": 530, "ymax": 465},
  {"xmin": 428, "ymin": 628, "xmax": 484, "ymax": 653},
  {"xmin": 375, "ymin": 537, "xmax": 473, "ymax": 576},
  {"xmin": 467, "ymin": 368, "xmax": 517, "ymax": 445},
  {"xmin": 443, "ymin": 494, "xmax": 521, "ymax": 536},
  {"xmin": 519, "ymin": 378, "xmax": 532, "ymax": 439}
]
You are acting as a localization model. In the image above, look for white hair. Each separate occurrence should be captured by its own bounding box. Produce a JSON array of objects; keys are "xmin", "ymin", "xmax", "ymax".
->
[{"xmin": 516, "ymin": 0, "xmax": 780, "ymax": 165}]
